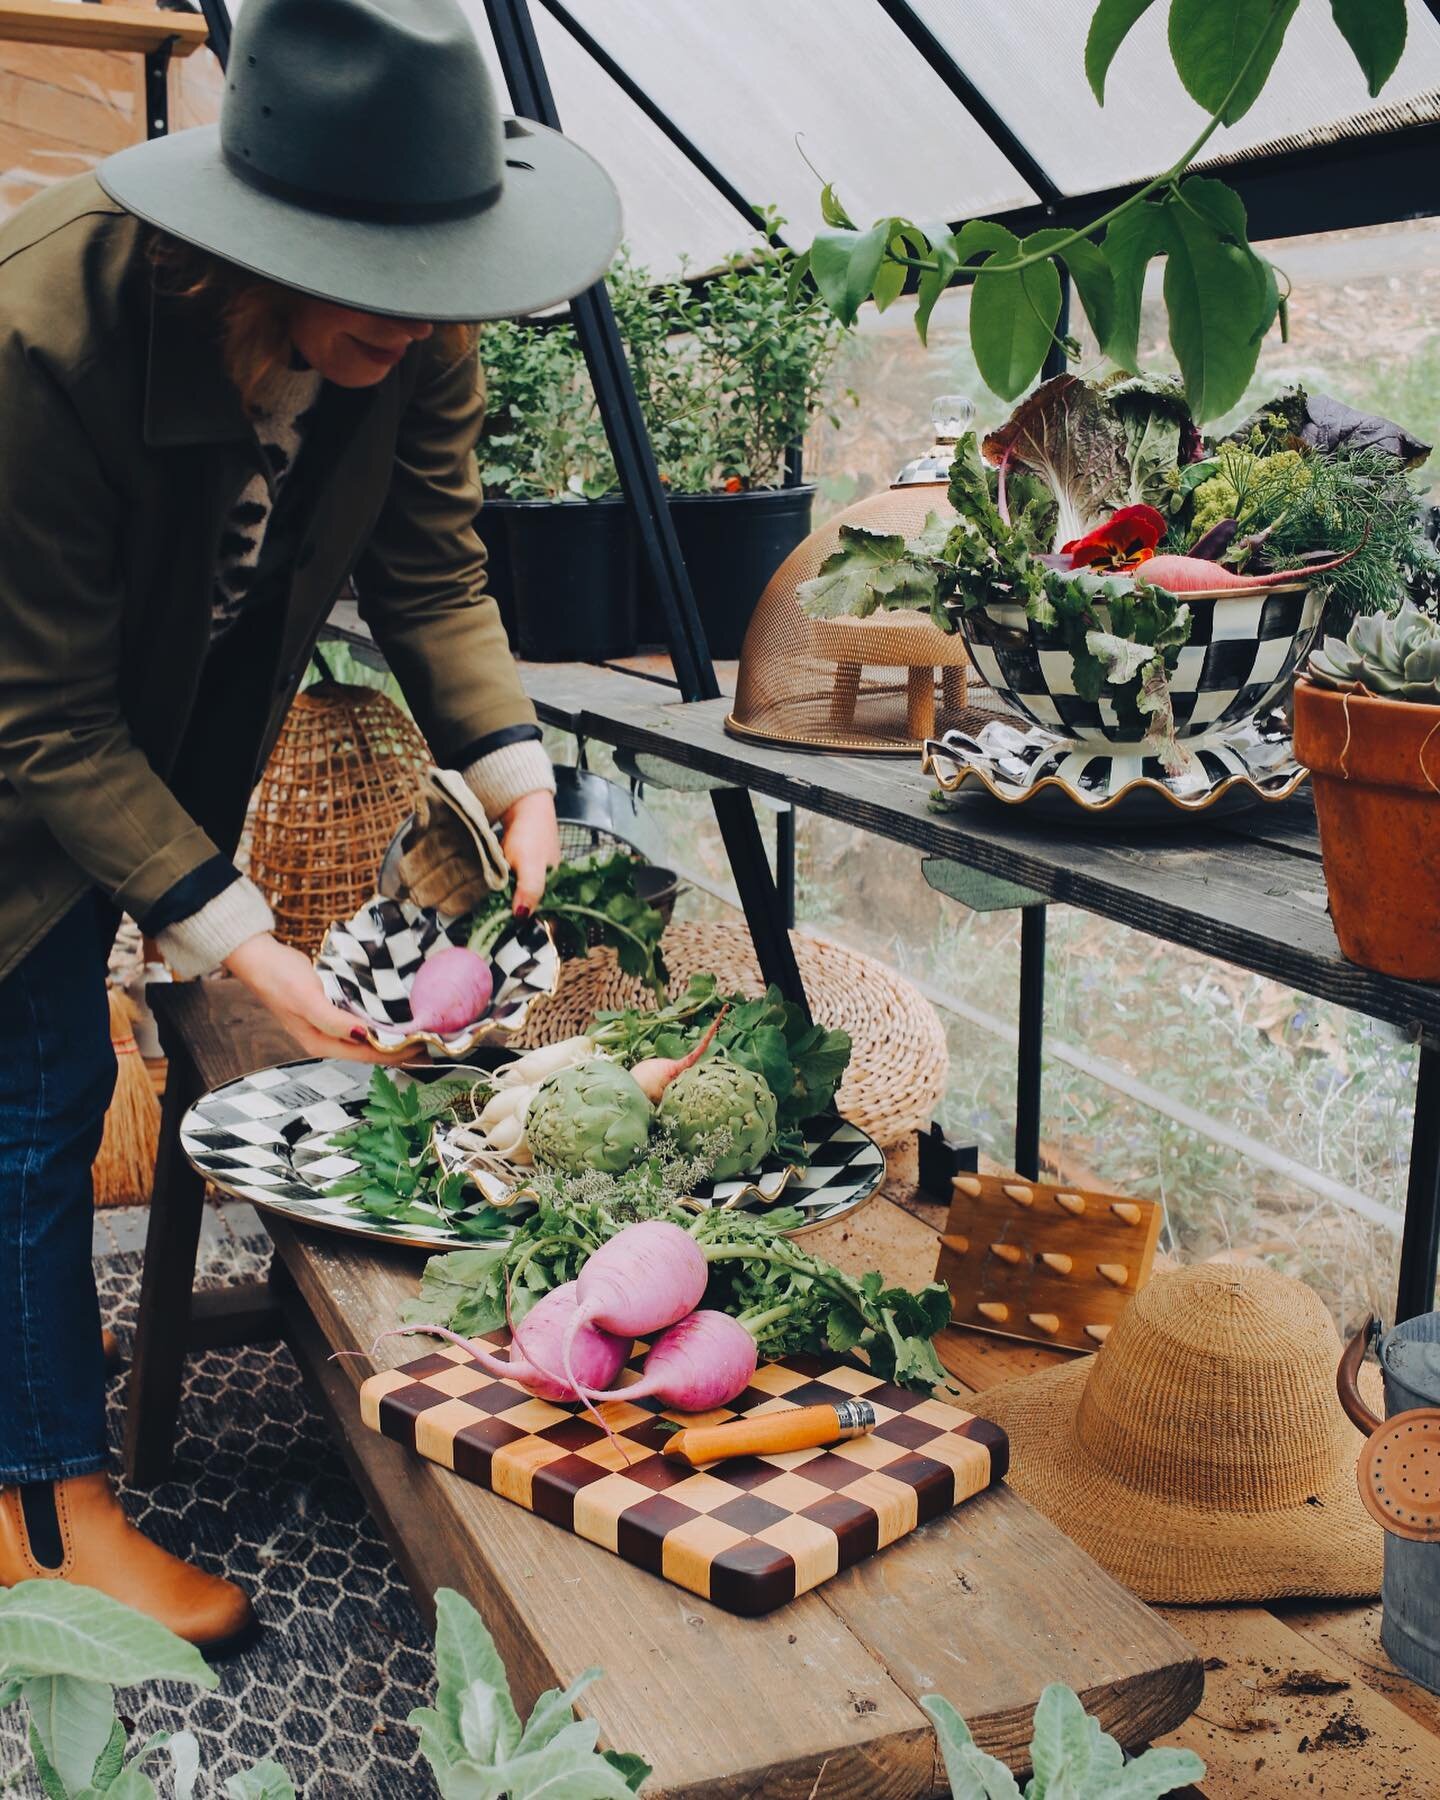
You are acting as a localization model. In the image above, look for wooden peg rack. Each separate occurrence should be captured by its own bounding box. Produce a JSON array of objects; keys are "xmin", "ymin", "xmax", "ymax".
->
[{"xmin": 935, "ymin": 1171, "xmax": 1163, "ymax": 1354}]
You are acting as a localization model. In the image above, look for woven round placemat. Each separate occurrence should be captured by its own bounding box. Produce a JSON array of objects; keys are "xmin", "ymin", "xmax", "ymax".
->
[{"xmin": 512, "ymin": 920, "xmax": 948, "ymax": 1148}]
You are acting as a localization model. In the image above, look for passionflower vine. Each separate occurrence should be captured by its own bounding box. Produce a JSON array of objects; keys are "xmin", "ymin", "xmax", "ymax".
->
[{"xmin": 1060, "ymin": 503, "xmax": 1167, "ymax": 571}]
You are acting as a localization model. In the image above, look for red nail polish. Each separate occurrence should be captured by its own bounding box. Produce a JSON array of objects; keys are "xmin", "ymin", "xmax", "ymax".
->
[
  {"xmin": 514, "ymin": 904, "xmax": 532, "ymax": 919},
  {"xmin": 350, "ymin": 1028, "xmax": 368, "ymax": 1042}
]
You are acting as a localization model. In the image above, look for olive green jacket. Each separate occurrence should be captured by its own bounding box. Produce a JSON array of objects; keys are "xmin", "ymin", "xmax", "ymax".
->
[{"xmin": 0, "ymin": 176, "xmax": 537, "ymax": 983}]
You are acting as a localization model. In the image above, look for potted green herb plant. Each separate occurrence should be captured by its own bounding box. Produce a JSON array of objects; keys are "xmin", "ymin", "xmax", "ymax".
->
[
  {"xmin": 1294, "ymin": 603, "xmax": 1440, "ymax": 982},
  {"xmin": 478, "ymin": 228, "xmax": 847, "ymax": 661},
  {"xmin": 476, "ymin": 294, "xmax": 637, "ymax": 661}
]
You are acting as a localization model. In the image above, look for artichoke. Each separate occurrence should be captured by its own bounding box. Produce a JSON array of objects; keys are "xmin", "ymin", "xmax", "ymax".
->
[
  {"xmin": 526, "ymin": 1061, "xmax": 653, "ymax": 1175},
  {"xmin": 1308, "ymin": 600, "xmax": 1440, "ymax": 704},
  {"xmin": 657, "ymin": 1057, "xmax": 779, "ymax": 1180}
]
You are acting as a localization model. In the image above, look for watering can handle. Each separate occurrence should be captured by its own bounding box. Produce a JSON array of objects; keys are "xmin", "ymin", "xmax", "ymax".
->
[{"xmin": 1337, "ymin": 1314, "xmax": 1384, "ymax": 1436}]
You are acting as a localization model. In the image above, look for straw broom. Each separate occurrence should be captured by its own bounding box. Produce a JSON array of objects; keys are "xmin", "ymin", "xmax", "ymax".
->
[{"xmin": 93, "ymin": 985, "xmax": 160, "ymax": 1207}]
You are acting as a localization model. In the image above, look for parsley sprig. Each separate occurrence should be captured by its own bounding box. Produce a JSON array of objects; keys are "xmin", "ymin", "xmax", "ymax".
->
[{"xmin": 326, "ymin": 1070, "xmax": 514, "ymax": 1238}]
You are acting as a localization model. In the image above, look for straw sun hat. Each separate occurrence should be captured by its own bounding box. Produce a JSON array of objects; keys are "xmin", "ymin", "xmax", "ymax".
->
[{"xmin": 970, "ymin": 1262, "xmax": 1385, "ymax": 1604}]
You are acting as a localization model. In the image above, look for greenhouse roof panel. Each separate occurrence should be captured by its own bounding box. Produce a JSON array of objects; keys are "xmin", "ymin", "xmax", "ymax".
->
[
  {"xmin": 874, "ymin": 0, "xmax": 1440, "ymax": 202},
  {"xmin": 477, "ymin": 0, "xmax": 1040, "ymax": 272},
  {"xmin": 458, "ymin": 0, "xmax": 760, "ymax": 274}
]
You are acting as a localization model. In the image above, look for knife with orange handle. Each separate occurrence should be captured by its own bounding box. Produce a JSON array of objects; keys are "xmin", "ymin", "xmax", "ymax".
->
[{"xmin": 662, "ymin": 1399, "xmax": 876, "ymax": 1467}]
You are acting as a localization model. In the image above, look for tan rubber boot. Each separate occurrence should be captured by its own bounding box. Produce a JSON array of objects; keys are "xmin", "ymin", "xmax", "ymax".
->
[{"xmin": 0, "ymin": 1475, "xmax": 254, "ymax": 1651}]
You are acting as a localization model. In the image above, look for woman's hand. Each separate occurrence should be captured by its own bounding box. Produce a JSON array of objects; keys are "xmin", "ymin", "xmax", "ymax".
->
[
  {"xmin": 225, "ymin": 933, "xmax": 409, "ymax": 1063},
  {"xmin": 501, "ymin": 788, "xmax": 561, "ymax": 915}
]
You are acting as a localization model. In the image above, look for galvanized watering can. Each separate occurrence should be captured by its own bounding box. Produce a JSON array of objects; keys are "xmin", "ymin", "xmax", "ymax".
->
[{"xmin": 1338, "ymin": 1312, "xmax": 1440, "ymax": 1694}]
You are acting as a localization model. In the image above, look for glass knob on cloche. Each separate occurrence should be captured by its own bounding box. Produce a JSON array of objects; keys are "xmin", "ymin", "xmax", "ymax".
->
[
  {"xmin": 894, "ymin": 393, "xmax": 976, "ymax": 487},
  {"xmin": 930, "ymin": 393, "xmax": 975, "ymax": 442}
]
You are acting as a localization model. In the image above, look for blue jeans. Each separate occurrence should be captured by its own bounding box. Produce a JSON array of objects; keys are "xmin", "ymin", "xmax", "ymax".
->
[{"xmin": 0, "ymin": 894, "xmax": 117, "ymax": 1483}]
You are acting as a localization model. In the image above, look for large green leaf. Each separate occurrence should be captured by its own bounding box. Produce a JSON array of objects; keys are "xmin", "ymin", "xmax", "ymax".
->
[
  {"xmin": 1023, "ymin": 229, "xmax": 1116, "ymax": 357},
  {"xmin": 1168, "ymin": 0, "xmax": 1301, "ymax": 124},
  {"xmin": 1084, "ymin": 0, "xmax": 1160, "ymax": 102},
  {"xmin": 971, "ymin": 237, "xmax": 1063, "ymax": 401},
  {"xmin": 1331, "ymin": 0, "xmax": 1406, "ymax": 95},
  {"xmin": 921, "ymin": 1695, "xmax": 1022, "ymax": 1800},
  {"xmin": 1099, "ymin": 200, "xmax": 1173, "ymax": 373},
  {"xmin": 1159, "ymin": 184, "xmax": 1269, "ymax": 418},
  {"xmin": 0, "ymin": 1587, "xmax": 214, "ymax": 1693},
  {"xmin": 915, "ymin": 229, "xmax": 959, "ymax": 344},
  {"xmin": 432, "ymin": 1590, "xmax": 522, "ymax": 1766},
  {"xmin": 25, "ymin": 1675, "xmax": 118, "ymax": 1795},
  {"xmin": 809, "ymin": 220, "xmax": 890, "ymax": 326}
]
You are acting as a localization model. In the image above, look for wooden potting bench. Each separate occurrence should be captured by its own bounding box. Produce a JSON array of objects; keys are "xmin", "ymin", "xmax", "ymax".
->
[{"xmin": 125, "ymin": 980, "xmax": 1205, "ymax": 1797}]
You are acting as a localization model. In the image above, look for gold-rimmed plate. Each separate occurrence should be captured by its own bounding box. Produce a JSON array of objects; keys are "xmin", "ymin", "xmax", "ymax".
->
[{"xmin": 923, "ymin": 713, "xmax": 1308, "ymax": 825}]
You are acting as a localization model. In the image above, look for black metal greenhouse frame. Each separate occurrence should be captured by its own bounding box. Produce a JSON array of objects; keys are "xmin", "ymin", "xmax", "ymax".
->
[{"xmin": 196, "ymin": 0, "xmax": 1440, "ymax": 1319}]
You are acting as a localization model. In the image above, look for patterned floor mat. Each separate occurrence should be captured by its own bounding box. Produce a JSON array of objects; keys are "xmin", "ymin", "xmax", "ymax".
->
[{"xmin": 0, "ymin": 1237, "xmax": 439, "ymax": 1797}]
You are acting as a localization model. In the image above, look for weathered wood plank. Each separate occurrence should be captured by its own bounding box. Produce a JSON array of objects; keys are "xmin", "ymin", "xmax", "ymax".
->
[
  {"xmin": 270, "ymin": 1224, "xmax": 937, "ymax": 1800},
  {"xmin": 153, "ymin": 983, "xmax": 1204, "ymax": 1789},
  {"xmin": 0, "ymin": 0, "xmax": 208, "ymax": 55},
  {"xmin": 1153, "ymin": 1605, "xmax": 1440, "ymax": 1800},
  {"xmin": 1280, "ymin": 1602, "xmax": 1440, "ymax": 1742},
  {"xmin": 817, "ymin": 1487, "xmax": 1202, "ymax": 1773}
]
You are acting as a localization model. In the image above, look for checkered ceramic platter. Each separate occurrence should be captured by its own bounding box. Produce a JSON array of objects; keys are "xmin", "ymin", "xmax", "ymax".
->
[
  {"xmin": 315, "ymin": 899, "xmax": 560, "ymax": 1057},
  {"xmin": 180, "ymin": 1060, "xmax": 888, "ymax": 1250},
  {"xmin": 361, "ymin": 1341, "xmax": 1008, "ymax": 1615},
  {"xmin": 924, "ymin": 710, "xmax": 1307, "ymax": 824},
  {"xmin": 954, "ymin": 583, "xmax": 1322, "ymax": 748}
]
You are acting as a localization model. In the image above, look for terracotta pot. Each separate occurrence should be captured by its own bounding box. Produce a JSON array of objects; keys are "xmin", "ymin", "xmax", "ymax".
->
[{"xmin": 1292, "ymin": 676, "xmax": 1440, "ymax": 981}]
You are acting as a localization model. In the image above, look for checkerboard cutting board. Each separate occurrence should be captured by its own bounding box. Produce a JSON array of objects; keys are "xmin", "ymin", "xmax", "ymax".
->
[{"xmin": 360, "ymin": 1342, "xmax": 1008, "ymax": 1616}]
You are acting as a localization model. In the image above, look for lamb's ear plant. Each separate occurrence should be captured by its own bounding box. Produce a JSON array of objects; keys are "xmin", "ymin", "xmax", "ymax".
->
[
  {"xmin": 0, "ymin": 1582, "xmax": 293, "ymax": 1800},
  {"xmin": 409, "ymin": 1589, "xmax": 649, "ymax": 1799},
  {"xmin": 0, "ymin": 1582, "xmax": 648, "ymax": 1799},
  {"xmin": 922, "ymin": 1685, "xmax": 1203, "ymax": 1800}
]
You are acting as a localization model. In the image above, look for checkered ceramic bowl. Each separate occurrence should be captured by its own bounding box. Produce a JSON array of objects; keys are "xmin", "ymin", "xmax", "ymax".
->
[
  {"xmin": 315, "ymin": 896, "xmax": 560, "ymax": 1057},
  {"xmin": 953, "ymin": 580, "xmax": 1322, "ymax": 747}
]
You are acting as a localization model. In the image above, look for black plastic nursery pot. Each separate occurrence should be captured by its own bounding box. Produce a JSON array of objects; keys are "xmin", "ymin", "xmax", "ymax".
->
[
  {"xmin": 637, "ymin": 485, "xmax": 816, "ymax": 659},
  {"xmin": 479, "ymin": 496, "xmax": 638, "ymax": 662}
]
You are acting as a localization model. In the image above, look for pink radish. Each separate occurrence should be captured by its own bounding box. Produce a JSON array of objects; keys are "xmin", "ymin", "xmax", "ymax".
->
[
  {"xmin": 1138, "ymin": 546, "xmax": 1357, "ymax": 595},
  {"xmin": 575, "ymin": 1310, "xmax": 760, "ymax": 1413},
  {"xmin": 408, "ymin": 945, "xmax": 494, "ymax": 1034},
  {"xmin": 381, "ymin": 1281, "xmax": 630, "ymax": 1403},
  {"xmin": 628, "ymin": 1008, "xmax": 728, "ymax": 1104},
  {"xmin": 557, "ymin": 1220, "xmax": 708, "ymax": 1403}
]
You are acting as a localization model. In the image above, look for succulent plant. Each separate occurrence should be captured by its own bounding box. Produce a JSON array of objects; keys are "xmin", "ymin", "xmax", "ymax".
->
[
  {"xmin": 525, "ymin": 1061, "xmax": 653, "ymax": 1176},
  {"xmin": 656, "ymin": 1056, "xmax": 779, "ymax": 1180},
  {"xmin": 1308, "ymin": 600, "xmax": 1440, "ymax": 703}
]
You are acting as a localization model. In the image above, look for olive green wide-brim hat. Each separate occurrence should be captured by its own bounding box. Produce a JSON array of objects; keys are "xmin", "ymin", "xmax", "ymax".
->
[{"xmin": 98, "ymin": 0, "xmax": 621, "ymax": 322}]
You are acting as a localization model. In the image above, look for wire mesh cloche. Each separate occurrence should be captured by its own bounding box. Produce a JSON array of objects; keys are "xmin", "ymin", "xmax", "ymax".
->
[{"xmin": 727, "ymin": 397, "xmax": 989, "ymax": 754}]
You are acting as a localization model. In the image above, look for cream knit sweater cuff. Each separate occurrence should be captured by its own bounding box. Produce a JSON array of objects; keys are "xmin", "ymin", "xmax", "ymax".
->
[
  {"xmin": 462, "ymin": 739, "xmax": 556, "ymax": 820},
  {"xmin": 156, "ymin": 875, "xmax": 275, "ymax": 979}
]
